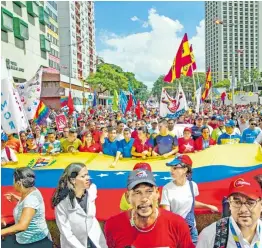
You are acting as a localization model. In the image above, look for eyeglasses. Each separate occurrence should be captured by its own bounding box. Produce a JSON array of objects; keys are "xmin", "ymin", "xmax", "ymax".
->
[
  {"xmin": 250, "ymin": 123, "xmax": 257, "ymax": 126},
  {"xmin": 230, "ymin": 199, "xmax": 260, "ymax": 210}
]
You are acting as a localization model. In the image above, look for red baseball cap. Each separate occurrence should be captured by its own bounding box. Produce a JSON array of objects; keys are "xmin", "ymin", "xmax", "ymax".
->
[
  {"xmin": 228, "ymin": 177, "xmax": 261, "ymax": 200},
  {"xmin": 166, "ymin": 155, "xmax": 193, "ymax": 167},
  {"xmin": 133, "ymin": 162, "xmax": 152, "ymax": 172},
  {"xmin": 183, "ymin": 127, "xmax": 192, "ymax": 133}
]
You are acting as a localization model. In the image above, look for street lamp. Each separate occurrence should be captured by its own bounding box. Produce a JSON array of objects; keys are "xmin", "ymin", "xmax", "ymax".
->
[{"xmin": 214, "ymin": 18, "xmax": 236, "ymax": 106}]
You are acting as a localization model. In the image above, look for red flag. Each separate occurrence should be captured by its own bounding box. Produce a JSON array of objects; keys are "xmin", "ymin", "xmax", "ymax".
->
[
  {"xmin": 68, "ymin": 91, "xmax": 74, "ymax": 115},
  {"xmin": 164, "ymin": 33, "xmax": 192, "ymax": 83},
  {"xmin": 135, "ymin": 100, "xmax": 141, "ymax": 119},
  {"xmin": 125, "ymin": 94, "xmax": 133, "ymax": 114},
  {"xmin": 201, "ymin": 67, "xmax": 212, "ymax": 101}
]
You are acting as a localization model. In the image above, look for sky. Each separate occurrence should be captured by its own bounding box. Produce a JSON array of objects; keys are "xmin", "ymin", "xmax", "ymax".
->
[{"xmin": 94, "ymin": 1, "xmax": 205, "ymax": 89}]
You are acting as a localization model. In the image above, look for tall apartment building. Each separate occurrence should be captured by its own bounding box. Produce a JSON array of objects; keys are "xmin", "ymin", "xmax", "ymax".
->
[
  {"xmin": 205, "ymin": 1, "xmax": 262, "ymax": 87},
  {"xmin": 1, "ymin": 1, "xmax": 50, "ymax": 82},
  {"xmin": 45, "ymin": 1, "xmax": 60, "ymax": 73},
  {"xmin": 57, "ymin": 1, "xmax": 96, "ymax": 80}
]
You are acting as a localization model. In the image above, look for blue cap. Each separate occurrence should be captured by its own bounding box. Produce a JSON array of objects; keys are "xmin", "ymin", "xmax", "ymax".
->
[
  {"xmin": 216, "ymin": 116, "xmax": 224, "ymax": 121},
  {"xmin": 1, "ymin": 132, "xmax": 8, "ymax": 142},
  {"xmin": 27, "ymin": 134, "xmax": 34, "ymax": 139},
  {"xmin": 225, "ymin": 120, "xmax": 235, "ymax": 127}
]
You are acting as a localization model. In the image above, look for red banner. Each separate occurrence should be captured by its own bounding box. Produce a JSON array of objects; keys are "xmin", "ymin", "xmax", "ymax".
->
[{"xmin": 55, "ymin": 114, "xmax": 67, "ymax": 132}]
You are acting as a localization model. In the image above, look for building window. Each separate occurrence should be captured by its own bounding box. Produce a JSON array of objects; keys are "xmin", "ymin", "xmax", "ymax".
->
[
  {"xmin": 2, "ymin": 1, "xmax": 6, "ymax": 6},
  {"xmin": 41, "ymin": 50, "xmax": 47, "ymax": 59},
  {"xmin": 28, "ymin": 14, "xmax": 35, "ymax": 26},
  {"xmin": 15, "ymin": 37, "xmax": 25, "ymax": 49},
  {"xmin": 1, "ymin": 8, "xmax": 13, "ymax": 32},
  {"xmin": 13, "ymin": 2, "xmax": 22, "ymax": 17},
  {"xmin": 1, "ymin": 30, "xmax": 8, "ymax": 42},
  {"xmin": 13, "ymin": 17, "xmax": 29, "ymax": 40}
]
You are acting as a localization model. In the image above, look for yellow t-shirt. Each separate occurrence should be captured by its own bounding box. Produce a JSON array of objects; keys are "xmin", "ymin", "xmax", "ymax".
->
[{"xmin": 120, "ymin": 192, "xmax": 131, "ymax": 211}]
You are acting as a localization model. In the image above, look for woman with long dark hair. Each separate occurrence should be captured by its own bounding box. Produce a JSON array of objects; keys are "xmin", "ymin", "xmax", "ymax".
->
[
  {"xmin": 1, "ymin": 168, "xmax": 52, "ymax": 247},
  {"xmin": 52, "ymin": 163, "xmax": 107, "ymax": 248}
]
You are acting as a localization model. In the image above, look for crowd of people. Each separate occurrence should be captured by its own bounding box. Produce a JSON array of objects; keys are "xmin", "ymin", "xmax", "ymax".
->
[
  {"xmin": 1, "ymin": 102, "xmax": 262, "ymax": 247},
  {"xmin": 1, "ymin": 103, "xmax": 262, "ymax": 167}
]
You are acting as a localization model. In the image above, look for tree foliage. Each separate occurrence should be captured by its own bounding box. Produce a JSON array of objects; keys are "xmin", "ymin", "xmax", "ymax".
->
[
  {"xmin": 213, "ymin": 79, "xmax": 230, "ymax": 89},
  {"xmin": 85, "ymin": 63, "xmax": 148, "ymax": 96}
]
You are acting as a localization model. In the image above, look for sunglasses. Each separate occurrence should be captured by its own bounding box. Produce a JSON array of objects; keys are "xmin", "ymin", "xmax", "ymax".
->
[{"xmin": 250, "ymin": 123, "xmax": 257, "ymax": 126}]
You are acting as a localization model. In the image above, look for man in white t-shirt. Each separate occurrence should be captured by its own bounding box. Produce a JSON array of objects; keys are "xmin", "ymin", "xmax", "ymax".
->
[
  {"xmin": 196, "ymin": 177, "xmax": 262, "ymax": 248},
  {"xmin": 1, "ymin": 132, "xmax": 18, "ymax": 166}
]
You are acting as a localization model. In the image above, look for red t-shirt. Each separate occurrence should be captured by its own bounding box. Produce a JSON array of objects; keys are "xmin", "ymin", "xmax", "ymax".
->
[
  {"xmin": 91, "ymin": 130, "xmax": 101, "ymax": 144},
  {"xmin": 133, "ymin": 138, "xmax": 152, "ymax": 153},
  {"xmin": 131, "ymin": 130, "xmax": 138, "ymax": 139},
  {"xmin": 104, "ymin": 209, "xmax": 195, "ymax": 248},
  {"xmin": 79, "ymin": 143, "xmax": 101, "ymax": 153},
  {"xmin": 178, "ymin": 137, "xmax": 195, "ymax": 153}
]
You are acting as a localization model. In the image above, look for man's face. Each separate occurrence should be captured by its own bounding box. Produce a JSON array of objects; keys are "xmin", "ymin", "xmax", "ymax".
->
[
  {"xmin": 108, "ymin": 130, "xmax": 117, "ymax": 140},
  {"xmin": 63, "ymin": 128, "xmax": 69, "ymax": 138},
  {"xmin": 196, "ymin": 118, "xmax": 203, "ymax": 126},
  {"xmin": 249, "ymin": 121, "xmax": 257, "ymax": 130},
  {"xmin": 128, "ymin": 184, "xmax": 159, "ymax": 218},
  {"xmin": 20, "ymin": 133, "xmax": 26, "ymax": 141},
  {"xmin": 240, "ymin": 116, "xmax": 246, "ymax": 123},
  {"xmin": 79, "ymin": 121, "xmax": 85, "ymax": 127},
  {"xmin": 89, "ymin": 122, "xmax": 96, "ymax": 131},
  {"xmin": 151, "ymin": 123, "xmax": 158, "ymax": 129},
  {"xmin": 136, "ymin": 121, "xmax": 141, "ymax": 129},
  {"xmin": 68, "ymin": 132, "xmax": 76, "ymax": 142},
  {"xmin": 118, "ymin": 123, "xmax": 125, "ymax": 132},
  {"xmin": 167, "ymin": 120, "xmax": 175, "ymax": 130},
  {"xmin": 123, "ymin": 130, "xmax": 131, "ymax": 140},
  {"xmin": 218, "ymin": 120, "xmax": 224, "ymax": 127},
  {"xmin": 48, "ymin": 134, "xmax": 56, "ymax": 143},
  {"xmin": 159, "ymin": 123, "xmax": 168, "ymax": 133},
  {"xmin": 202, "ymin": 128, "xmax": 210, "ymax": 140},
  {"xmin": 203, "ymin": 117, "xmax": 209, "ymax": 125},
  {"xmin": 229, "ymin": 193, "xmax": 262, "ymax": 229},
  {"xmin": 225, "ymin": 126, "xmax": 234, "ymax": 134}
]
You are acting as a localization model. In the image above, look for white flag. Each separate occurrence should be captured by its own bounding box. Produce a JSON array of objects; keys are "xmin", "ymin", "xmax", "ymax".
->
[
  {"xmin": 1, "ymin": 58, "xmax": 29, "ymax": 134},
  {"xmin": 195, "ymin": 86, "xmax": 202, "ymax": 114},
  {"xmin": 15, "ymin": 67, "xmax": 43, "ymax": 120},
  {"xmin": 160, "ymin": 83, "xmax": 188, "ymax": 118}
]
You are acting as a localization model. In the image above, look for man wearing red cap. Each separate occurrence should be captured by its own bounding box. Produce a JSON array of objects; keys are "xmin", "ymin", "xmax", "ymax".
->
[{"xmin": 197, "ymin": 177, "xmax": 262, "ymax": 248}]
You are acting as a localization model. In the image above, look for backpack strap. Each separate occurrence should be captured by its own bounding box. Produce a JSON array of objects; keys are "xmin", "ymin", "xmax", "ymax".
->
[
  {"xmin": 214, "ymin": 217, "xmax": 229, "ymax": 248},
  {"xmin": 5, "ymin": 147, "xmax": 12, "ymax": 161}
]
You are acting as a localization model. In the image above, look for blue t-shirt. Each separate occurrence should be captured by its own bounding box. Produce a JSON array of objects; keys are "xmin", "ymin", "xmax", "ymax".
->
[
  {"xmin": 242, "ymin": 128, "xmax": 260, "ymax": 144},
  {"xmin": 217, "ymin": 133, "xmax": 242, "ymax": 145},
  {"xmin": 14, "ymin": 189, "xmax": 49, "ymax": 244},
  {"xmin": 117, "ymin": 138, "xmax": 134, "ymax": 158},
  {"xmin": 102, "ymin": 138, "xmax": 119, "ymax": 156},
  {"xmin": 155, "ymin": 134, "xmax": 178, "ymax": 155}
]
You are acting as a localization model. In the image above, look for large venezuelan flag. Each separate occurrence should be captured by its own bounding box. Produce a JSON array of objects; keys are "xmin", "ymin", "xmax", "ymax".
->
[{"xmin": 1, "ymin": 144, "xmax": 262, "ymax": 223}]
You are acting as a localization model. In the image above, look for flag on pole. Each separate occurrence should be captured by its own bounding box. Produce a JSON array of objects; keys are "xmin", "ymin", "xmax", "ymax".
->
[
  {"xmin": 164, "ymin": 33, "xmax": 192, "ymax": 83},
  {"xmin": 135, "ymin": 100, "xmax": 141, "ymax": 119},
  {"xmin": 201, "ymin": 67, "xmax": 212, "ymax": 101},
  {"xmin": 60, "ymin": 96, "xmax": 68, "ymax": 107},
  {"xmin": 128, "ymin": 82, "xmax": 137, "ymax": 105},
  {"xmin": 68, "ymin": 91, "xmax": 74, "ymax": 115},
  {"xmin": 34, "ymin": 101, "xmax": 50, "ymax": 125},
  {"xmin": 119, "ymin": 90, "xmax": 128, "ymax": 114},
  {"xmin": 181, "ymin": 45, "xmax": 197, "ymax": 77},
  {"xmin": 125, "ymin": 94, "xmax": 133, "ymax": 114},
  {"xmin": 195, "ymin": 86, "xmax": 202, "ymax": 114},
  {"xmin": 112, "ymin": 90, "xmax": 119, "ymax": 112},
  {"xmin": 92, "ymin": 91, "xmax": 97, "ymax": 107},
  {"xmin": 1, "ymin": 58, "xmax": 29, "ymax": 134},
  {"xmin": 15, "ymin": 67, "xmax": 43, "ymax": 120},
  {"xmin": 160, "ymin": 84, "xmax": 188, "ymax": 118}
]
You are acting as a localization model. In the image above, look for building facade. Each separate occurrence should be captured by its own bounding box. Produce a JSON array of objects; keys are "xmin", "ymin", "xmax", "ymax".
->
[
  {"xmin": 205, "ymin": 1, "xmax": 262, "ymax": 88},
  {"xmin": 57, "ymin": 1, "xmax": 96, "ymax": 80},
  {"xmin": 45, "ymin": 1, "xmax": 60, "ymax": 74},
  {"xmin": 1, "ymin": 1, "xmax": 50, "ymax": 82}
]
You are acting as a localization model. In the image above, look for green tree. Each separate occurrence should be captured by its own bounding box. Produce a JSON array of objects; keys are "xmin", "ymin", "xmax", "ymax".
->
[
  {"xmin": 213, "ymin": 79, "xmax": 230, "ymax": 89},
  {"xmin": 85, "ymin": 63, "xmax": 128, "ymax": 95}
]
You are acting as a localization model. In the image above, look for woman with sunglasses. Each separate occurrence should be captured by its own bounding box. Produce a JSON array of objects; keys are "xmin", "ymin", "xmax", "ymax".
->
[
  {"xmin": 160, "ymin": 155, "xmax": 218, "ymax": 245},
  {"xmin": 242, "ymin": 118, "xmax": 261, "ymax": 144},
  {"xmin": 79, "ymin": 131, "xmax": 101, "ymax": 153},
  {"xmin": 1, "ymin": 168, "xmax": 52, "ymax": 247},
  {"xmin": 52, "ymin": 163, "xmax": 107, "ymax": 248}
]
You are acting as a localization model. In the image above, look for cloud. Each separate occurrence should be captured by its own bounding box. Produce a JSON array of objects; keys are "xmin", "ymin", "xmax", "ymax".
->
[
  {"xmin": 131, "ymin": 16, "xmax": 139, "ymax": 22},
  {"xmin": 98, "ymin": 8, "xmax": 205, "ymax": 89}
]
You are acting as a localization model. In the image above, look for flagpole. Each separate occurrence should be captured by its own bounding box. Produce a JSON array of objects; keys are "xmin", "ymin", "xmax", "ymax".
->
[{"xmin": 191, "ymin": 65, "xmax": 197, "ymax": 105}]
